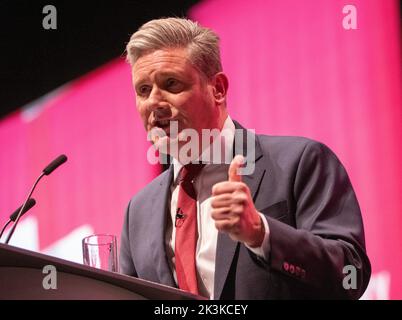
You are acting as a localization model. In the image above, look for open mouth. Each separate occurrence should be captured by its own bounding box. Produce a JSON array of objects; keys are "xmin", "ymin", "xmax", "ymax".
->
[
  {"xmin": 154, "ymin": 119, "xmax": 171, "ymax": 130},
  {"xmin": 152, "ymin": 119, "xmax": 179, "ymax": 135}
]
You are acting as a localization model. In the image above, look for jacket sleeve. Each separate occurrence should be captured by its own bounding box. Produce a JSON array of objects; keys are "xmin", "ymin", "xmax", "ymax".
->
[
  {"xmin": 267, "ymin": 141, "xmax": 371, "ymax": 299},
  {"xmin": 119, "ymin": 200, "xmax": 138, "ymax": 277}
]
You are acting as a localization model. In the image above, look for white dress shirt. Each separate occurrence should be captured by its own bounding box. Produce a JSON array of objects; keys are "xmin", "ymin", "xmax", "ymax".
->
[{"xmin": 165, "ymin": 116, "xmax": 270, "ymax": 299}]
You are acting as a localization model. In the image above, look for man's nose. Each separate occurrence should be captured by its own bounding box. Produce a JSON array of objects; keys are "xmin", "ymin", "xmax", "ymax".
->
[
  {"xmin": 146, "ymin": 86, "xmax": 169, "ymax": 113},
  {"xmin": 146, "ymin": 89, "xmax": 172, "ymax": 121}
]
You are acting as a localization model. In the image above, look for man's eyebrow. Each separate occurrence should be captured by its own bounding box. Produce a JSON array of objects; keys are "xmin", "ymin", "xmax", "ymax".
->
[
  {"xmin": 133, "ymin": 67, "xmax": 191, "ymax": 87},
  {"xmin": 133, "ymin": 75, "xmax": 149, "ymax": 88},
  {"xmin": 156, "ymin": 71, "xmax": 185, "ymax": 79}
]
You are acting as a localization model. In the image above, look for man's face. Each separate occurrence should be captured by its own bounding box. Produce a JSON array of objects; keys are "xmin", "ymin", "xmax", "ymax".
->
[{"xmin": 132, "ymin": 47, "xmax": 222, "ymax": 154}]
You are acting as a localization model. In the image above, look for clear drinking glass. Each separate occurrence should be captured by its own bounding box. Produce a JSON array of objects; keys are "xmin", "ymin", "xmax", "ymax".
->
[{"xmin": 82, "ymin": 234, "xmax": 118, "ymax": 272}]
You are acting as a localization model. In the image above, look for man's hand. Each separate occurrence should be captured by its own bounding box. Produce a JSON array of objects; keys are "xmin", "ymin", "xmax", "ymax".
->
[{"xmin": 211, "ymin": 155, "xmax": 265, "ymax": 247}]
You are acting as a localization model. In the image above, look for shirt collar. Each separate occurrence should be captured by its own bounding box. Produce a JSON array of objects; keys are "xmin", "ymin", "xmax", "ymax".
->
[{"xmin": 172, "ymin": 116, "xmax": 235, "ymax": 183}]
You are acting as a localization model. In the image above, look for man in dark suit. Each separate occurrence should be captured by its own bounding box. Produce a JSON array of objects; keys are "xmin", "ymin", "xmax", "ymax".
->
[{"xmin": 120, "ymin": 17, "xmax": 371, "ymax": 299}]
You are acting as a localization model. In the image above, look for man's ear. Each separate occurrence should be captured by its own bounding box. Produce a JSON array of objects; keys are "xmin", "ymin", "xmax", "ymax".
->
[{"xmin": 212, "ymin": 72, "xmax": 229, "ymax": 105}]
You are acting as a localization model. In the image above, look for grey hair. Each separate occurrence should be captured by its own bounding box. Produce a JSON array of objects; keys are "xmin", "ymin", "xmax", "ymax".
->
[{"xmin": 126, "ymin": 17, "xmax": 222, "ymax": 78}]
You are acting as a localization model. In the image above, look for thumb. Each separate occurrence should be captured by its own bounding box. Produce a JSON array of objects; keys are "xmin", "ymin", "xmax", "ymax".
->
[{"xmin": 228, "ymin": 155, "xmax": 245, "ymax": 182}]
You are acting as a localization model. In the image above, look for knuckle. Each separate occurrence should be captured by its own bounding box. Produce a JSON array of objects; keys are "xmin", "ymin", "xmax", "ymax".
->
[
  {"xmin": 211, "ymin": 209, "xmax": 217, "ymax": 219},
  {"xmin": 210, "ymin": 197, "xmax": 218, "ymax": 208},
  {"xmin": 237, "ymin": 194, "xmax": 248, "ymax": 203},
  {"xmin": 232, "ymin": 204, "xmax": 244, "ymax": 214}
]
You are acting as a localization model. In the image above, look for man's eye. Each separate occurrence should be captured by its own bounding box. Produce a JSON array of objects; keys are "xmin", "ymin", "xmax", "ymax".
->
[
  {"xmin": 167, "ymin": 78, "xmax": 177, "ymax": 86},
  {"xmin": 166, "ymin": 78, "xmax": 181, "ymax": 91},
  {"xmin": 138, "ymin": 85, "xmax": 151, "ymax": 96}
]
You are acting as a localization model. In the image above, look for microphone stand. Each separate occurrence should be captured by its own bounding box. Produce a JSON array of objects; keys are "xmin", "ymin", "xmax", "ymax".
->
[{"xmin": 4, "ymin": 173, "xmax": 45, "ymax": 244}]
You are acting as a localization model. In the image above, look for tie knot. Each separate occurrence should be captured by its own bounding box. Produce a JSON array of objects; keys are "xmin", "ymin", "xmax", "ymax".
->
[{"xmin": 179, "ymin": 163, "xmax": 205, "ymax": 183}]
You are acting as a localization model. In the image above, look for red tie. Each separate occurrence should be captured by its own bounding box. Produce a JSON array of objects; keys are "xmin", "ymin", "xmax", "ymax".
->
[{"xmin": 175, "ymin": 163, "xmax": 205, "ymax": 295}]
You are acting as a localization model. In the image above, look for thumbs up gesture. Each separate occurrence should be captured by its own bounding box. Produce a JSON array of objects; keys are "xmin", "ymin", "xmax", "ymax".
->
[{"xmin": 211, "ymin": 155, "xmax": 265, "ymax": 247}]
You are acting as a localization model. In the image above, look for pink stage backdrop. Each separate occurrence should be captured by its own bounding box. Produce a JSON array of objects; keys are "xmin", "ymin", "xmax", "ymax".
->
[
  {"xmin": 0, "ymin": 60, "xmax": 159, "ymax": 262},
  {"xmin": 0, "ymin": 0, "xmax": 401, "ymax": 299}
]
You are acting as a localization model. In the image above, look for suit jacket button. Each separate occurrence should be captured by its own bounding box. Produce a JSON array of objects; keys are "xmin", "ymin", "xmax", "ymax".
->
[
  {"xmin": 301, "ymin": 269, "xmax": 306, "ymax": 278},
  {"xmin": 289, "ymin": 264, "xmax": 295, "ymax": 274},
  {"xmin": 295, "ymin": 266, "xmax": 301, "ymax": 277},
  {"xmin": 283, "ymin": 262, "xmax": 289, "ymax": 271}
]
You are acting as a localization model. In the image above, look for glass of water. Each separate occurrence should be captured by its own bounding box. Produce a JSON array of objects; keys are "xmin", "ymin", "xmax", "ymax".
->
[{"xmin": 82, "ymin": 234, "xmax": 118, "ymax": 272}]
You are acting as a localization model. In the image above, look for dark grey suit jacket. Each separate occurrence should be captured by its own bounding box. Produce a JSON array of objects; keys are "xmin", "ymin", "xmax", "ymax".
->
[{"xmin": 120, "ymin": 121, "xmax": 371, "ymax": 299}]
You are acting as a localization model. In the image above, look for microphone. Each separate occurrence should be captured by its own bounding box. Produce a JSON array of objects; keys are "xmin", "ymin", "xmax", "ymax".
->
[
  {"xmin": 10, "ymin": 198, "xmax": 37, "ymax": 222},
  {"xmin": 4, "ymin": 154, "xmax": 68, "ymax": 244},
  {"xmin": 0, "ymin": 198, "xmax": 36, "ymax": 240},
  {"xmin": 43, "ymin": 154, "xmax": 67, "ymax": 175},
  {"xmin": 175, "ymin": 208, "xmax": 186, "ymax": 227}
]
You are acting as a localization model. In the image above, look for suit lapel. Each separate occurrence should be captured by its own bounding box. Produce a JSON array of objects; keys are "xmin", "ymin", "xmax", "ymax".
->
[
  {"xmin": 214, "ymin": 121, "xmax": 265, "ymax": 299},
  {"xmin": 149, "ymin": 165, "xmax": 176, "ymax": 287}
]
